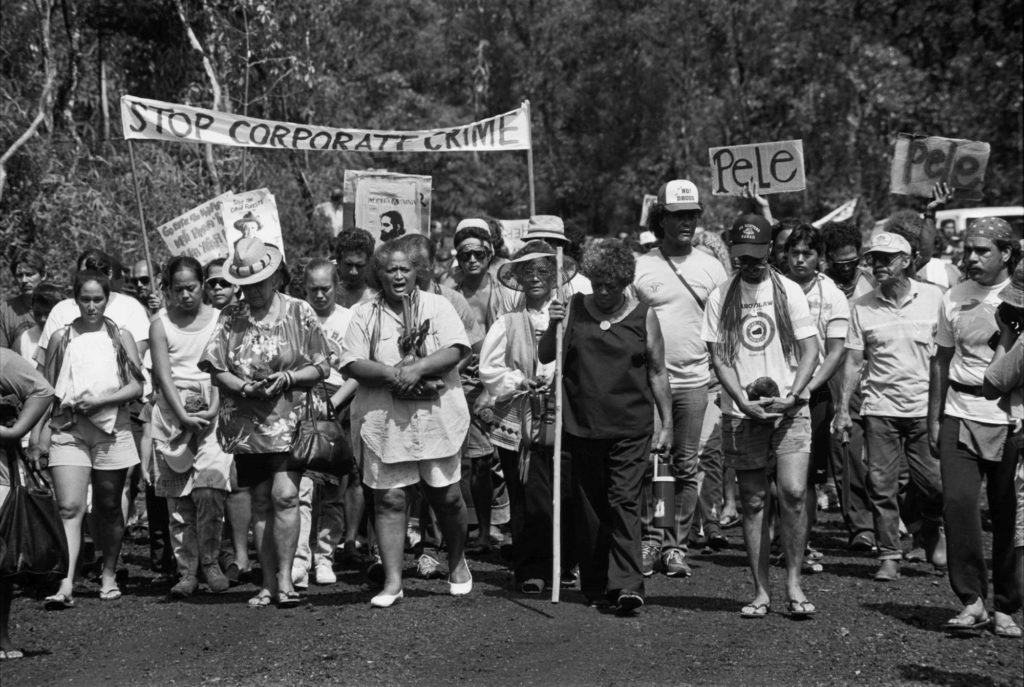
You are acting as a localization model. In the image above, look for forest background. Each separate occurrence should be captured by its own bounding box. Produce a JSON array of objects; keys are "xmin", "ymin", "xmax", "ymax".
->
[{"xmin": 1, "ymin": 0, "xmax": 1022, "ymax": 289}]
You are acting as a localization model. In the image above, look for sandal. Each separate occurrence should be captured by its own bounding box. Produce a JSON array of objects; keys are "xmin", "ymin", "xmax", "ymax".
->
[
  {"xmin": 993, "ymin": 616, "xmax": 1023, "ymax": 639},
  {"xmin": 276, "ymin": 590, "xmax": 302, "ymax": 608},
  {"xmin": 520, "ymin": 578, "xmax": 545, "ymax": 594},
  {"xmin": 942, "ymin": 611, "xmax": 990, "ymax": 632},
  {"xmin": 247, "ymin": 590, "xmax": 273, "ymax": 608},
  {"xmin": 785, "ymin": 599, "xmax": 817, "ymax": 618},
  {"xmin": 719, "ymin": 514, "xmax": 741, "ymax": 529},
  {"xmin": 99, "ymin": 587, "xmax": 122, "ymax": 601},
  {"xmin": 44, "ymin": 593, "xmax": 75, "ymax": 610},
  {"xmin": 0, "ymin": 649, "xmax": 25, "ymax": 660},
  {"xmin": 740, "ymin": 602, "xmax": 771, "ymax": 619}
]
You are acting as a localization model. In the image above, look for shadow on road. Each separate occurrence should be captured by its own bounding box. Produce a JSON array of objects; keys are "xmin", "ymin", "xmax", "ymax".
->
[{"xmin": 898, "ymin": 663, "xmax": 1003, "ymax": 686}]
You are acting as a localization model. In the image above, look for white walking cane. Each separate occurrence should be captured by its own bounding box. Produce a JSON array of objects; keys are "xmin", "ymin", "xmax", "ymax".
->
[{"xmin": 551, "ymin": 246, "xmax": 565, "ymax": 603}]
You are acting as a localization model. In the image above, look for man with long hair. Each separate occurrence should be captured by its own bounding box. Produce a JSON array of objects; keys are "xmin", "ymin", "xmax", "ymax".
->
[{"xmin": 701, "ymin": 214, "xmax": 819, "ymax": 618}]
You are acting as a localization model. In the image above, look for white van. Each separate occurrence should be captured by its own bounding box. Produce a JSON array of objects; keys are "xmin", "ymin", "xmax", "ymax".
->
[{"xmin": 934, "ymin": 206, "xmax": 1024, "ymax": 237}]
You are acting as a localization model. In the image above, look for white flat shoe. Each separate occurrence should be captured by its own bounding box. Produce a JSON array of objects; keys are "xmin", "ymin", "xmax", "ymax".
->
[
  {"xmin": 449, "ymin": 572, "xmax": 473, "ymax": 596},
  {"xmin": 370, "ymin": 589, "xmax": 403, "ymax": 608}
]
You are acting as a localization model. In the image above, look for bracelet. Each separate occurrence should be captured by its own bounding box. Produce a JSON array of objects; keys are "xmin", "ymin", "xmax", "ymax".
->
[
  {"xmin": 284, "ymin": 371, "xmax": 294, "ymax": 390},
  {"xmin": 240, "ymin": 382, "xmax": 250, "ymax": 398}
]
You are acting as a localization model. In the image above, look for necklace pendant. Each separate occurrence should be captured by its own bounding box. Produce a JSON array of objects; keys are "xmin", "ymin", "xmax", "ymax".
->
[{"xmin": 599, "ymin": 320, "xmax": 611, "ymax": 331}]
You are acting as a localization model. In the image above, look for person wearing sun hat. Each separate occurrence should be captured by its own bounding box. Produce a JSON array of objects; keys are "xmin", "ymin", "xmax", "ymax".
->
[
  {"xmin": 930, "ymin": 217, "xmax": 1022, "ymax": 637},
  {"xmin": 702, "ymin": 213, "xmax": 820, "ymax": 618},
  {"xmin": 836, "ymin": 231, "xmax": 945, "ymax": 584},
  {"xmin": 479, "ymin": 240, "xmax": 579, "ymax": 595},
  {"xmin": 199, "ymin": 236, "xmax": 332, "ymax": 608},
  {"xmin": 498, "ymin": 216, "xmax": 591, "ymax": 314}
]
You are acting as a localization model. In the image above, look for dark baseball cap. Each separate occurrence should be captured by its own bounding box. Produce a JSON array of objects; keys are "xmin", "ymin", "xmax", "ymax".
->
[{"xmin": 729, "ymin": 214, "xmax": 772, "ymax": 260}]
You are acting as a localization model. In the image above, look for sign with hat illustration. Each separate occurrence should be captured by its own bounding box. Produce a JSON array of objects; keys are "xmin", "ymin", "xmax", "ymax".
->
[
  {"xmin": 156, "ymin": 191, "xmax": 232, "ymax": 264},
  {"xmin": 708, "ymin": 139, "xmax": 806, "ymax": 196},
  {"xmin": 889, "ymin": 133, "xmax": 989, "ymax": 199},
  {"xmin": 342, "ymin": 170, "xmax": 432, "ymax": 242},
  {"xmin": 221, "ymin": 188, "xmax": 285, "ymax": 260}
]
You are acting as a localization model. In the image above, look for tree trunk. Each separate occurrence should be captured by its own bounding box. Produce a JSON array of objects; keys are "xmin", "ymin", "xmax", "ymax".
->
[
  {"xmin": 173, "ymin": 0, "xmax": 222, "ymax": 194},
  {"xmin": 54, "ymin": 0, "xmax": 82, "ymax": 140}
]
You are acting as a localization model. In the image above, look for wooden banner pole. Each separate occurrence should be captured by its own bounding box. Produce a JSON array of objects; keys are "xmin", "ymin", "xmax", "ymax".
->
[
  {"xmin": 127, "ymin": 139, "xmax": 155, "ymax": 291},
  {"xmin": 525, "ymin": 100, "xmax": 536, "ymax": 216}
]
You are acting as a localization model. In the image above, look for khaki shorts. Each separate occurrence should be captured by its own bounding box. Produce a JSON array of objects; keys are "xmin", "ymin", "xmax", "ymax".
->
[
  {"xmin": 361, "ymin": 446, "xmax": 461, "ymax": 491},
  {"xmin": 722, "ymin": 407, "xmax": 812, "ymax": 471},
  {"xmin": 47, "ymin": 408, "xmax": 140, "ymax": 471}
]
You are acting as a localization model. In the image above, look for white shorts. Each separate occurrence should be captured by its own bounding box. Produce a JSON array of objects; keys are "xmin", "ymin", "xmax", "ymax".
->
[
  {"xmin": 360, "ymin": 442, "xmax": 461, "ymax": 491},
  {"xmin": 47, "ymin": 408, "xmax": 140, "ymax": 471}
]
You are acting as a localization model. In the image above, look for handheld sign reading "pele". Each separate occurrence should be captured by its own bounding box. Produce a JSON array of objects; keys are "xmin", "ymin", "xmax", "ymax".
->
[
  {"xmin": 889, "ymin": 134, "xmax": 989, "ymax": 199},
  {"xmin": 708, "ymin": 140, "xmax": 805, "ymax": 196}
]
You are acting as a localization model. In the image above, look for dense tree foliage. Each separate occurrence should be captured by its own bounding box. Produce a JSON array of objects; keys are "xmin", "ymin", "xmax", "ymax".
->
[{"xmin": 1, "ymin": 0, "xmax": 1021, "ymax": 288}]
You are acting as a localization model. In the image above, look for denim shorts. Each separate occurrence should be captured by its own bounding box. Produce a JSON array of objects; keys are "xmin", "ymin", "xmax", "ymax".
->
[{"xmin": 722, "ymin": 407, "xmax": 812, "ymax": 471}]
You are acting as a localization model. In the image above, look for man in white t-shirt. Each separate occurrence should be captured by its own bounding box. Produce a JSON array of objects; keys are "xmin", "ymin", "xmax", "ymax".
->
[
  {"xmin": 701, "ymin": 214, "xmax": 819, "ymax": 618},
  {"xmin": 293, "ymin": 259, "xmax": 360, "ymax": 588},
  {"xmin": 928, "ymin": 218, "xmax": 1020, "ymax": 634},
  {"xmin": 634, "ymin": 179, "xmax": 728, "ymax": 578}
]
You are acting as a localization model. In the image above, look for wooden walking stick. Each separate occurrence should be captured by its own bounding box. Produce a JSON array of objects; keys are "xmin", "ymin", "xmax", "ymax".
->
[
  {"xmin": 127, "ymin": 139, "xmax": 155, "ymax": 293},
  {"xmin": 551, "ymin": 245, "xmax": 564, "ymax": 603}
]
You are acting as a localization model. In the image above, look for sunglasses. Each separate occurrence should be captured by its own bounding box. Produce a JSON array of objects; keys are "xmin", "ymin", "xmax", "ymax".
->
[
  {"xmin": 205, "ymin": 278, "xmax": 232, "ymax": 289},
  {"xmin": 457, "ymin": 249, "xmax": 489, "ymax": 262},
  {"xmin": 129, "ymin": 276, "xmax": 151, "ymax": 286},
  {"xmin": 865, "ymin": 253, "xmax": 904, "ymax": 267},
  {"xmin": 829, "ymin": 257, "xmax": 860, "ymax": 268}
]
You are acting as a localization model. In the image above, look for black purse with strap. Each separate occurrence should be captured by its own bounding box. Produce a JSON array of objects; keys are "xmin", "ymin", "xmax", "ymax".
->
[
  {"xmin": 0, "ymin": 450, "xmax": 70, "ymax": 586},
  {"xmin": 288, "ymin": 386, "xmax": 354, "ymax": 477}
]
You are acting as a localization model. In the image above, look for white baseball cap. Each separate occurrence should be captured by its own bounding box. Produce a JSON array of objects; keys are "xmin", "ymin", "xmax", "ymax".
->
[{"xmin": 657, "ymin": 179, "xmax": 701, "ymax": 212}]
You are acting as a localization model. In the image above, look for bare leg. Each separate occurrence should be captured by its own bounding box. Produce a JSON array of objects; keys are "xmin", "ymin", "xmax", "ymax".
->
[
  {"xmin": 91, "ymin": 468, "xmax": 129, "ymax": 593},
  {"xmin": 721, "ymin": 467, "xmax": 739, "ymax": 522},
  {"xmin": 270, "ymin": 470, "xmax": 301, "ymax": 596},
  {"xmin": 226, "ymin": 487, "xmax": 252, "ymax": 571},
  {"xmin": 249, "ymin": 479, "xmax": 277, "ymax": 599},
  {"xmin": 776, "ymin": 452, "xmax": 811, "ymax": 603},
  {"xmin": 50, "ymin": 466, "xmax": 91, "ymax": 598},
  {"xmin": 341, "ymin": 474, "xmax": 365, "ymax": 547},
  {"xmin": 423, "ymin": 482, "xmax": 470, "ymax": 584},
  {"xmin": 737, "ymin": 469, "xmax": 772, "ymax": 607},
  {"xmin": 373, "ymin": 487, "xmax": 407, "ymax": 595}
]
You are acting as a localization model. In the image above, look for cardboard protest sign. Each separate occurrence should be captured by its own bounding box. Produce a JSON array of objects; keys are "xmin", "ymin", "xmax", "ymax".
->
[
  {"xmin": 639, "ymin": 194, "xmax": 657, "ymax": 227},
  {"xmin": 889, "ymin": 134, "xmax": 989, "ymax": 199},
  {"xmin": 708, "ymin": 139, "xmax": 805, "ymax": 195},
  {"xmin": 498, "ymin": 219, "xmax": 529, "ymax": 253},
  {"xmin": 121, "ymin": 95, "xmax": 530, "ymax": 153},
  {"xmin": 342, "ymin": 171, "xmax": 431, "ymax": 242},
  {"xmin": 156, "ymin": 192, "xmax": 232, "ymax": 264},
  {"xmin": 221, "ymin": 188, "xmax": 285, "ymax": 258}
]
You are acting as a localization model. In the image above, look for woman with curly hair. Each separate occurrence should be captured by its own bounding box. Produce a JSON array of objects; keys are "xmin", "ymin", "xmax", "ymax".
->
[{"xmin": 540, "ymin": 238, "xmax": 673, "ymax": 613}]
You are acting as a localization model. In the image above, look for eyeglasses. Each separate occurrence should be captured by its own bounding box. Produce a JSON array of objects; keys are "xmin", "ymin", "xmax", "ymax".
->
[
  {"xmin": 129, "ymin": 276, "xmax": 151, "ymax": 286},
  {"xmin": 519, "ymin": 267, "xmax": 554, "ymax": 280},
  {"xmin": 457, "ymin": 249, "xmax": 489, "ymax": 262},
  {"xmin": 865, "ymin": 253, "xmax": 904, "ymax": 267},
  {"xmin": 205, "ymin": 278, "xmax": 232, "ymax": 289}
]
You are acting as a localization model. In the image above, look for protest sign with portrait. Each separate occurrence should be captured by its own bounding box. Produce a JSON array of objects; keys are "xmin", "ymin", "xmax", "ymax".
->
[
  {"xmin": 342, "ymin": 171, "xmax": 432, "ymax": 242},
  {"xmin": 221, "ymin": 188, "xmax": 285, "ymax": 258}
]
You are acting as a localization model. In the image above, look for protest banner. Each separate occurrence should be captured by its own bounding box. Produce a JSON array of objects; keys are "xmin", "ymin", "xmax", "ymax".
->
[
  {"xmin": 639, "ymin": 194, "xmax": 657, "ymax": 227},
  {"xmin": 889, "ymin": 133, "xmax": 989, "ymax": 199},
  {"xmin": 342, "ymin": 171, "xmax": 432, "ymax": 241},
  {"xmin": 221, "ymin": 188, "xmax": 285, "ymax": 258},
  {"xmin": 121, "ymin": 95, "xmax": 530, "ymax": 153},
  {"xmin": 499, "ymin": 219, "xmax": 530, "ymax": 253},
  {"xmin": 812, "ymin": 198, "xmax": 858, "ymax": 228},
  {"xmin": 708, "ymin": 139, "xmax": 806, "ymax": 195},
  {"xmin": 156, "ymin": 192, "xmax": 232, "ymax": 264}
]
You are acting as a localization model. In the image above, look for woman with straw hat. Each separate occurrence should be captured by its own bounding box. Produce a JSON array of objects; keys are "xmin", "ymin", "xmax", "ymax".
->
[
  {"xmin": 479, "ymin": 240, "xmax": 579, "ymax": 596},
  {"xmin": 199, "ymin": 237, "xmax": 331, "ymax": 608}
]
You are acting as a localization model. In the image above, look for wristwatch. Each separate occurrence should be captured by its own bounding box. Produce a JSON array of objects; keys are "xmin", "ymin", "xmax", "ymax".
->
[{"xmin": 788, "ymin": 389, "xmax": 810, "ymax": 406}]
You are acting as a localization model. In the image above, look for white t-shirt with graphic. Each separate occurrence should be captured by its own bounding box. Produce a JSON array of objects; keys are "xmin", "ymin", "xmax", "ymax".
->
[
  {"xmin": 801, "ymin": 272, "xmax": 850, "ymax": 363},
  {"xmin": 701, "ymin": 274, "xmax": 816, "ymax": 417},
  {"xmin": 319, "ymin": 304, "xmax": 353, "ymax": 389},
  {"xmin": 935, "ymin": 277, "xmax": 1012, "ymax": 424},
  {"xmin": 635, "ymin": 248, "xmax": 728, "ymax": 390}
]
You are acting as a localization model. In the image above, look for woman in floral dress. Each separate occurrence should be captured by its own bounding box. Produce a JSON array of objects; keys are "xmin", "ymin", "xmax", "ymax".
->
[{"xmin": 199, "ymin": 237, "xmax": 330, "ymax": 608}]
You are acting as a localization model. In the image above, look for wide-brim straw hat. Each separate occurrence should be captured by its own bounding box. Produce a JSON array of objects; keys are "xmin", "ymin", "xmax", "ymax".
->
[
  {"xmin": 226, "ymin": 237, "xmax": 284, "ymax": 286},
  {"xmin": 522, "ymin": 215, "xmax": 568, "ymax": 243},
  {"xmin": 497, "ymin": 241, "xmax": 578, "ymax": 291}
]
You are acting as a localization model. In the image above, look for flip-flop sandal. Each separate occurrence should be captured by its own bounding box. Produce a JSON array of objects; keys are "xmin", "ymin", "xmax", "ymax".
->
[
  {"xmin": 520, "ymin": 579, "xmax": 545, "ymax": 594},
  {"xmin": 942, "ymin": 613, "xmax": 991, "ymax": 632},
  {"xmin": 276, "ymin": 591, "xmax": 302, "ymax": 608},
  {"xmin": 719, "ymin": 515, "xmax": 741, "ymax": 529},
  {"xmin": 785, "ymin": 599, "xmax": 817, "ymax": 618},
  {"xmin": 0, "ymin": 649, "xmax": 25, "ymax": 660},
  {"xmin": 993, "ymin": 620, "xmax": 1023, "ymax": 639},
  {"xmin": 740, "ymin": 602, "xmax": 771, "ymax": 618},
  {"xmin": 247, "ymin": 591, "xmax": 273, "ymax": 608},
  {"xmin": 99, "ymin": 588, "xmax": 122, "ymax": 601},
  {"xmin": 44, "ymin": 593, "xmax": 75, "ymax": 610}
]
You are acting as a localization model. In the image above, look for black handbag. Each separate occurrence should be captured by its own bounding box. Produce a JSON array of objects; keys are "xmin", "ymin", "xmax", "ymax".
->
[
  {"xmin": 0, "ymin": 450, "xmax": 70, "ymax": 586},
  {"xmin": 289, "ymin": 387, "xmax": 353, "ymax": 477}
]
